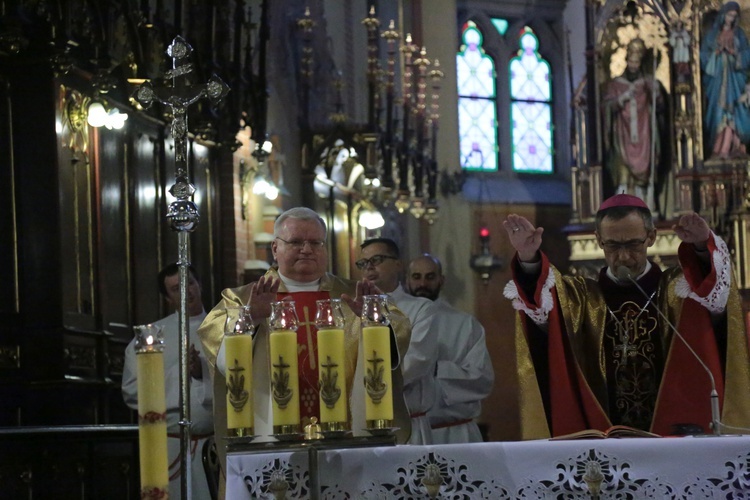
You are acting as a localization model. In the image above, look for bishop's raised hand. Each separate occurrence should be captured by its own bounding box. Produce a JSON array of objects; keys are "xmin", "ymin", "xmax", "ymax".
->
[{"xmin": 503, "ymin": 214, "xmax": 544, "ymax": 262}]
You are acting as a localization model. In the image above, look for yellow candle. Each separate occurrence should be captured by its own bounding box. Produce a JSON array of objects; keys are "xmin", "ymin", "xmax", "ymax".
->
[
  {"xmin": 269, "ymin": 329, "xmax": 300, "ymax": 429},
  {"xmin": 225, "ymin": 334, "xmax": 254, "ymax": 435},
  {"xmin": 317, "ymin": 328, "xmax": 347, "ymax": 424},
  {"xmin": 362, "ymin": 326, "xmax": 393, "ymax": 421},
  {"xmin": 136, "ymin": 351, "xmax": 169, "ymax": 497}
]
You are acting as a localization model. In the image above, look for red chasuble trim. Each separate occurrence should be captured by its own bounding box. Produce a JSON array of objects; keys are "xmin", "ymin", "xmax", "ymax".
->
[
  {"xmin": 651, "ymin": 237, "xmax": 724, "ymax": 435},
  {"xmin": 546, "ymin": 288, "xmax": 611, "ymax": 436},
  {"xmin": 510, "ymin": 254, "xmax": 610, "ymax": 436}
]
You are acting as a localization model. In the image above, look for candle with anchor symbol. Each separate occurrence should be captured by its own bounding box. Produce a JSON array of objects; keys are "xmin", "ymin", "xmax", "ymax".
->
[
  {"xmin": 269, "ymin": 300, "xmax": 300, "ymax": 434},
  {"xmin": 361, "ymin": 295, "xmax": 393, "ymax": 427},
  {"xmin": 315, "ymin": 299, "xmax": 347, "ymax": 430},
  {"xmin": 224, "ymin": 306, "xmax": 254, "ymax": 437}
]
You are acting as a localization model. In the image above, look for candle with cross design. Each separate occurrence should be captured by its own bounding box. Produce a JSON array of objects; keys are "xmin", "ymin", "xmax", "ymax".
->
[
  {"xmin": 224, "ymin": 306, "xmax": 254, "ymax": 437},
  {"xmin": 269, "ymin": 300, "xmax": 301, "ymax": 434},
  {"xmin": 315, "ymin": 299, "xmax": 348, "ymax": 431},
  {"xmin": 361, "ymin": 295, "xmax": 393, "ymax": 428}
]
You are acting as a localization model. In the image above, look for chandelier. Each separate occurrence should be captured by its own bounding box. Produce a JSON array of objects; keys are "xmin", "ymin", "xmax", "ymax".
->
[
  {"xmin": 297, "ymin": 6, "xmax": 444, "ymax": 224},
  {"xmin": 362, "ymin": 8, "xmax": 444, "ymax": 223}
]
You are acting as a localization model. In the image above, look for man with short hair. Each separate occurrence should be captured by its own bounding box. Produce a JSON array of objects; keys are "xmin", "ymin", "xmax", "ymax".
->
[
  {"xmin": 122, "ymin": 263, "xmax": 213, "ymax": 499},
  {"xmin": 503, "ymin": 194, "xmax": 750, "ymax": 438},
  {"xmin": 198, "ymin": 208, "xmax": 412, "ymax": 491},
  {"xmin": 406, "ymin": 254, "xmax": 494, "ymax": 443},
  {"xmin": 358, "ymin": 238, "xmax": 438, "ymax": 444}
]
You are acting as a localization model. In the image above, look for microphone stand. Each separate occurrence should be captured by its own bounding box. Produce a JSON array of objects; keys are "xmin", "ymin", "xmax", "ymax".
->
[{"xmin": 616, "ymin": 266, "xmax": 722, "ymax": 436}]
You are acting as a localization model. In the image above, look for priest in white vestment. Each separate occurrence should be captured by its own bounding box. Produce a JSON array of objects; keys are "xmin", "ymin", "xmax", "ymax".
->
[{"xmin": 407, "ymin": 254, "xmax": 495, "ymax": 443}]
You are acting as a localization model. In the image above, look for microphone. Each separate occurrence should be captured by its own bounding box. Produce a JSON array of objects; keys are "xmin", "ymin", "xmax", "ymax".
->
[{"xmin": 615, "ymin": 266, "xmax": 722, "ymax": 436}]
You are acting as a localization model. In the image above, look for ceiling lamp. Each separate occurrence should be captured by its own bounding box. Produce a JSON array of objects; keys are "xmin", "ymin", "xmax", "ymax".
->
[
  {"xmin": 357, "ymin": 208, "xmax": 385, "ymax": 230},
  {"xmin": 87, "ymin": 101, "xmax": 108, "ymax": 128}
]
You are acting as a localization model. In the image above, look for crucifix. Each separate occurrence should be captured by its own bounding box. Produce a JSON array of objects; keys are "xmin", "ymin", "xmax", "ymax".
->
[{"xmin": 133, "ymin": 35, "xmax": 229, "ymax": 500}]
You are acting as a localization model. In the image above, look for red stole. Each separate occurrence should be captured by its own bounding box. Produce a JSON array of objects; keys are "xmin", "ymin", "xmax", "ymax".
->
[{"xmin": 276, "ymin": 291, "xmax": 330, "ymax": 423}]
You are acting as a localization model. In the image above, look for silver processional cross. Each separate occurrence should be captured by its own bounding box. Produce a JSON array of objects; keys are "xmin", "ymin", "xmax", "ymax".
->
[{"xmin": 133, "ymin": 35, "xmax": 229, "ymax": 500}]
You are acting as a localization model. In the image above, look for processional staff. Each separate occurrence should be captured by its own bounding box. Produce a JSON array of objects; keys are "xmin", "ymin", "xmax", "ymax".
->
[{"xmin": 133, "ymin": 36, "xmax": 230, "ymax": 500}]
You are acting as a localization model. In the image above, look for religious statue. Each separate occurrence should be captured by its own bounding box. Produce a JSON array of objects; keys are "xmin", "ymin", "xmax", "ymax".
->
[
  {"xmin": 603, "ymin": 38, "xmax": 666, "ymax": 212},
  {"xmin": 700, "ymin": 1, "xmax": 750, "ymax": 159},
  {"xmin": 669, "ymin": 20, "xmax": 692, "ymax": 87}
]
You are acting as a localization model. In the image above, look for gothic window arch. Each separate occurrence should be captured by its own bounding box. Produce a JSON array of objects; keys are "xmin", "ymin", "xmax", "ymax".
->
[
  {"xmin": 457, "ymin": 21, "xmax": 498, "ymax": 171},
  {"xmin": 457, "ymin": 18, "xmax": 557, "ymax": 175},
  {"xmin": 510, "ymin": 27, "xmax": 553, "ymax": 173}
]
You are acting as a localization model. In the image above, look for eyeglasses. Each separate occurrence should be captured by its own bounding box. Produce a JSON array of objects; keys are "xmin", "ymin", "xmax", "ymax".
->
[
  {"xmin": 600, "ymin": 237, "xmax": 649, "ymax": 252},
  {"xmin": 275, "ymin": 237, "xmax": 326, "ymax": 250},
  {"xmin": 355, "ymin": 255, "xmax": 398, "ymax": 270}
]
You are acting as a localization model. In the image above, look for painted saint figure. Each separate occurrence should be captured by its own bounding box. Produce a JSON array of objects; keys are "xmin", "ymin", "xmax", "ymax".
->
[
  {"xmin": 603, "ymin": 38, "xmax": 663, "ymax": 209},
  {"xmin": 700, "ymin": 1, "xmax": 750, "ymax": 159}
]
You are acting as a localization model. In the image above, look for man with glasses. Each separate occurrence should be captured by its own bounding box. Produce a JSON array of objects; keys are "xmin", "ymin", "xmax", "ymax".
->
[
  {"xmin": 503, "ymin": 193, "xmax": 750, "ymax": 439},
  {"xmin": 198, "ymin": 208, "xmax": 413, "ymax": 488},
  {"xmin": 358, "ymin": 238, "xmax": 439, "ymax": 444}
]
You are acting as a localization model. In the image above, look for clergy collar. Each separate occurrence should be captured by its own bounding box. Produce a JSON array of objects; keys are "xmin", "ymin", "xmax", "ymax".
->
[
  {"xmin": 277, "ymin": 271, "xmax": 321, "ymax": 292},
  {"xmin": 605, "ymin": 260, "xmax": 652, "ymax": 285}
]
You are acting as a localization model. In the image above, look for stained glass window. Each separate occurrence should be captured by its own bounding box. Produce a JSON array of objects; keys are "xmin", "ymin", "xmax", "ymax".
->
[
  {"xmin": 491, "ymin": 18, "xmax": 509, "ymax": 36},
  {"xmin": 457, "ymin": 22, "xmax": 498, "ymax": 171},
  {"xmin": 509, "ymin": 27, "xmax": 553, "ymax": 173}
]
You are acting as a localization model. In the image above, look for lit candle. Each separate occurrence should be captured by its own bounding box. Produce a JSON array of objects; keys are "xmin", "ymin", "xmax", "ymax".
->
[
  {"xmin": 269, "ymin": 329, "xmax": 300, "ymax": 431},
  {"xmin": 362, "ymin": 325, "xmax": 393, "ymax": 422},
  {"xmin": 317, "ymin": 327, "xmax": 347, "ymax": 424},
  {"xmin": 361, "ymin": 295, "xmax": 394, "ymax": 429},
  {"xmin": 224, "ymin": 306, "xmax": 254, "ymax": 437},
  {"xmin": 134, "ymin": 324, "xmax": 168, "ymax": 499},
  {"xmin": 315, "ymin": 298, "xmax": 348, "ymax": 431}
]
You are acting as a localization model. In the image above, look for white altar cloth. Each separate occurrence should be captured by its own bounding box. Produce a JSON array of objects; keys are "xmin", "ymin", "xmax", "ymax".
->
[{"xmin": 226, "ymin": 436, "xmax": 750, "ymax": 498}]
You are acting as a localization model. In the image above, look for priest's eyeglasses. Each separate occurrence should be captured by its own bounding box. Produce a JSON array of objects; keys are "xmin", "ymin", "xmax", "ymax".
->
[
  {"xmin": 600, "ymin": 237, "xmax": 649, "ymax": 252},
  {"xmin": 275, "ymin": 237, "xmax": 326, "ymax": 250},
  {"xmin": 355, "ymin": 255, "xmax": 398, "ymax": 270}
]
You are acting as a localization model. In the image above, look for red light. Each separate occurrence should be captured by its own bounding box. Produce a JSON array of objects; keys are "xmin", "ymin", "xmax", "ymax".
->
[{"xmin": 479, "ymin": 227, "xmax": 490, "ymax": 238}]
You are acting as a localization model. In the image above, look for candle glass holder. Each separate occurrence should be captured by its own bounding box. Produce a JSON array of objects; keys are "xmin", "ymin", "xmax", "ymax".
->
[
  {"xmin": 361, "ymin": 294, "xmax": 391, "ymax": 327},
  {"xmin": 134, "ymin": 323, "xmax": 166, "ymax": 353},
  {"xmin": 315, "ymin": 299, "xmax": 349, "ymax": 434},
  {"xmin": 133, "ymin": 324, "xmax": 169, "ymax": 498},
  {"xmin": 361, "ymin": 295, "xmax": 394, "ymax": 431},
  {"xmin": 224, "ymin": 306, "xmax": 254, "ymax": 438},
  {"xmin": 269, "ymin": 300, "xmax": 299, "ymax": 331},
  {"xmin": 269, "ymin": 300, "xmax": 301, "ymax": 435}
]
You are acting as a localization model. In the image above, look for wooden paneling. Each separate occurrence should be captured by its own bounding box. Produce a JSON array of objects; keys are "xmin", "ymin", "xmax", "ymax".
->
[
  {"xmin": 0, "ymin": 75, "xmax": 18, "ymax": 319},
  {"xmin": 59, "ymin": 88, "xmax": 99, "ymax": 332},
  {"xmin": 129, "ymin": 124, "xmax": 164, "ymax": 327},
  {"xmin": 0, "ymin": 426, "xmax": 139, "ymax": 500}
]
